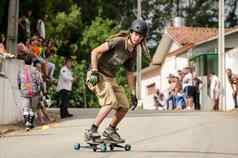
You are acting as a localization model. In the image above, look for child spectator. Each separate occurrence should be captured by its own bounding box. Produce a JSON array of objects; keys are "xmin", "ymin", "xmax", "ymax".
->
[
  {"xmin": 17, "ymin": 55, "xmax": 43, "ymax": 130},
  {"xmin": 153, "ymin": 89, "xmax": 166, "ymax": 111},
  {"xmin": 33, "ymin": 59, "xmax": 50, "ymax": 124}
]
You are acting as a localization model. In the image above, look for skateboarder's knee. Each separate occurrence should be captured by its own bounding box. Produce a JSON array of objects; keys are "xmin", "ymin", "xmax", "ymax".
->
[{"xmin": 117, "ymin": 107, "xmax": 129, "ymax": 113}]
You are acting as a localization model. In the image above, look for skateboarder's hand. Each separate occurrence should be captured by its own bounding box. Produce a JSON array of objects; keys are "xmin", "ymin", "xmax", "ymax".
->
[
  {"xmin": 130, "ymin": 94, "xmax": 138, "ymax": 111},
  {"xmin": 89, "ymin": 70, "xmax": 99, "ymax": 86}
]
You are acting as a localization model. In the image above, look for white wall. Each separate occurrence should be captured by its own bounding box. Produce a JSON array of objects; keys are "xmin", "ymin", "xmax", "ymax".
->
[
  {"xmin": 168, "ymin": 42, "xmax": 180, "ymax": 53},
  {"xmin": 160, "ymin": 56, "xmax": 188, "ymax": 91},
  {"xmin": 141, "ymin": 75, "xmax": 160, "ymax": 110},
  {"xmin": 0, "ymin": 59, "xmax": 24, "ymax": 124}
]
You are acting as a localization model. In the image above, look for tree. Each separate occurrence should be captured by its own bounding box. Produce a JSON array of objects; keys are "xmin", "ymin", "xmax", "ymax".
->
[
  {"xmin": 0, "ymin": 0, "xmax": 9, "ymax": 33},
  {"xmin": 226, "ymin": 0, "xmax": 238, "ymax": 27},
  {"xmin": 47, "ymin": 5, "xmax": 82, "ymax": 41},
  {"xmin": 182, "ymin": 0, "xmax": 218, "ymax": 27},
  {"xmin": 81, "ymin": 17, "xmax": 118, "ymax": 52}
]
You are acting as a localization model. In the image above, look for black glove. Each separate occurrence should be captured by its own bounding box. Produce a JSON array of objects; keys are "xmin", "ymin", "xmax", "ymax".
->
[
  {"xmin": 88, "ymin": 70, "xmax": 99, "ymax": 86},
  {"xmin": 130, "ymin": 94, "xmax": 138, "ymax": 111}
]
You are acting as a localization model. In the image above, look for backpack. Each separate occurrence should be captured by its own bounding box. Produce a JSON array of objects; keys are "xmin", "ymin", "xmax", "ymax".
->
[{"xmin": 18, "ymin": 65, "xmax": 40, "ymax": 97}]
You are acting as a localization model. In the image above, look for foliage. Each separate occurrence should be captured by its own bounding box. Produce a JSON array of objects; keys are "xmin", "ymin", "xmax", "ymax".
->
[
  {"xmin": 3, "ymin": 0, "xmax": 238, "ymax": 108},
  {"xmin": 81, "ymin": 17, "xmax": 119, "ymax": 53},
  {"xmin": 47, "ymin": 4, "xmax": 82, "ymax": 42},
  {"xmin": 182, "ymin": 0, "xmax": 218, "ymax": 27}
]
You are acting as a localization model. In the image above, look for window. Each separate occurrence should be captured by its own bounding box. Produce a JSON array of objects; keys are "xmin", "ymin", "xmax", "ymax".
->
[
  {"xmin": 190, "ymin": 53, "xmax": 218, "ymax": 76},
  {"xmin": 146, "ymin": 83, "xmax": 156, "ymax": 95}
]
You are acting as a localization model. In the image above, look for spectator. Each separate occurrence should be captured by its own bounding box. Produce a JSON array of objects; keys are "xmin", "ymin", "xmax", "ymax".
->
[
  {"xmin": 166, "ymin": 74, "xmax": 176, "ymax": 110},
  {"xmin": 16, "ymin": 40, "xmax": 30, "ymax": 59},
  {"xmin": 33, "ymin": 59, "xmax": 50, "ymax": 124},
  {"xmin": 153, "ymin": 89, "xmax": 166, "ymax": 110},
  {"xmin": 56, "ymin": 57, "xmax": 74, "ymax": 119},
  {"xmin": 177, "ymin": 69, "xmax": 185, "ymax": 82},
  {"xmin": 174, "ymin": 76, "xmax": 186, "ymax": 111},
  {"xmin": 182, "ymin": 67, "xmax": 195, "ymax": 111},
  {"xmin": 18, "ymin": 10, "xmax": 32, "ymax": 43},
  {"xmin": 17, "ymin": 54, "xmax": 43, "ymax": 130},
  {"xmin": 29, "ymin": 36, "xmax": 49, "ymax": 81},
  {"xmin": 36, "ymin": 14, "xmax": 48, "ymax": 39},
  {"xmin": 208, "ymin": 72, "xmax": 220, "ymax": 111},
  {"xmin": 43, "ymin": 39, "xmax": 56, "ymax": 80},
  {"xmin": 193, "ymin": 73, "xmax": 203, "ymax": 110},
  {"xmin": 226, "ymin": 68, "xmax": 238, "ymax": 108}
]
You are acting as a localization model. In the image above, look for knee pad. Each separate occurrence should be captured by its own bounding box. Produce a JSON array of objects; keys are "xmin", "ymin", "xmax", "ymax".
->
[
  {"xmin": 23, "ymin": 111, "xmax": 29, "ymax": 116},
  {"xmin": 29, "ymin": 111, "xmax": 34, "ymax": 117}
]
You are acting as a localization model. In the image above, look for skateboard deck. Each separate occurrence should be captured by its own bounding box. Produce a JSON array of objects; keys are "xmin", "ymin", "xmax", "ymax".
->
[{"xmin": 74, "ymin": 138, "xmax": 131, "ymax": 152}]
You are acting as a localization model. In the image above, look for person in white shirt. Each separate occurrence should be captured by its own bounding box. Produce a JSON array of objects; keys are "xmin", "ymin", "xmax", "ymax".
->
[
  {"xmin": 182, "ymin": 67, "xmax": 195, "ymax": 110},
  {"xmin": 208, "ymin": 72, "xmax": 220, "ymax": 111},
  {"xmin": 57, "ymin": 57, "xmax": 74, "ymax": 118}
]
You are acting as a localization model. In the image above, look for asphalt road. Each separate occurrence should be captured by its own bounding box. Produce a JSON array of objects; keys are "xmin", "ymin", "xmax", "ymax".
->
[{"xmin": 1, "ymin": 109, "xmax": 238, "ymax": 158}]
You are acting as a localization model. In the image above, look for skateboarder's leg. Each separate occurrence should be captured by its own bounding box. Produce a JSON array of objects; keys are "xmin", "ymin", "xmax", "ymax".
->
[
  {"xmin": 110, "ymin": 108, "xmax": 128, "ymax": 128},
  {"xmin": 94, "ymin": 106, "xmax": 113, "ymax": 127},
  {"xmin": 85, "ymin": 76, "xmax": 118, "ymax": 141},
  {"xmin": 85, "ymin": 106, "xmax": 113, "ymax": 142},
  {"xmin": 103, "ymin": 85, "xmax": 129, "ymax": 143}
]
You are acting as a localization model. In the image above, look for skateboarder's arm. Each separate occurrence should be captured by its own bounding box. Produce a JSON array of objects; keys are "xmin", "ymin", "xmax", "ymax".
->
[{"xmin": 91, "ymin": 42, "xmax": 109, "ymax": 71}]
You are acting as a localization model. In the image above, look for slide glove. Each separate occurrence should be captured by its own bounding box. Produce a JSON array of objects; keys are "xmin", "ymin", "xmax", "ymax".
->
[
  {"xmin": 130, "ymin": 94, "xmax": 138, "ymax": 111},
  {"xmin": 88, "ymin": 70, "xmax": 99, "ymax": 86}
]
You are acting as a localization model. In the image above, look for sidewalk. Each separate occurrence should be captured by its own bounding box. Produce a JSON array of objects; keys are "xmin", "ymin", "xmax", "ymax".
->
[
  {"xmin": 0, "ymin": 110, "xmax": 59, "ymax": 137},
  {"xmin": 0, "ymin": 124, "xmax": 22, "ymax": 136}
]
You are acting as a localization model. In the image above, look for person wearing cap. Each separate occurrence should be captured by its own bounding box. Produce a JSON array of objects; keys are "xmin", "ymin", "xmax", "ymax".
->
[{"xmin": 85, "ymin": 19, "xmax": 149, "ymax": 143}]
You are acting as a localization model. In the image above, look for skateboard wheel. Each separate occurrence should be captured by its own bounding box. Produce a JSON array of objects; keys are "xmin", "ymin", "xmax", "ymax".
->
[
  {"xmin": 124, "ymin": 144, "xmax": 131, "ymax": 151},
  {"xmin": 93, "ymin": 146, "xmax": 97, "ymax": 152},
  {"xmin": 100, "ymin": 143, "xmax": 107, "ymax": 152},
  {"xmin": 109, "ymin": 144, "xmax": 114, "ymax": 151},
  {"xmin": 74, "ymin": 143, "xmax": 80, "ymax": 150}
]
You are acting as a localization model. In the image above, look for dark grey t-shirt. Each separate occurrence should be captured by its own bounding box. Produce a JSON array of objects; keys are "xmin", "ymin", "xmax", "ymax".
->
[{"xmin": 98, "ymin": 37, "xmax": 136, "ymax": 77}]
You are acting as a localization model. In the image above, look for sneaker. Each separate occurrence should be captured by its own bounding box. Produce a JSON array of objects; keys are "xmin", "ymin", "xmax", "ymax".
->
[
  {"xmin": 102, "ymin": 127, "xmax": 125, "ymax": 143},
  {"xmin": 84, "ymin": 128, "xmax": 101, "ymax": 142},
  {"xmin": 25, "ymin": 121, "xmax": 32, "ymax": 129},
  {"xmin": 186, "ymin": 106, "xmax": 191, "ymax": 111},
  {"xmin": 61, "ymin": 113, "xmax": 73, "ymax": 119}
]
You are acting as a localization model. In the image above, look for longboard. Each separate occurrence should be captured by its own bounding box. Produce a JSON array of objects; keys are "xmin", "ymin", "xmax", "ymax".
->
[{"xmin": 74, "ymin": 138, "xmax": 131, "ymax": 152}]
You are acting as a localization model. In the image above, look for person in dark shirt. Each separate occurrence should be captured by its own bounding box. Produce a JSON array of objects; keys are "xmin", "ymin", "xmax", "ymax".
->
[
  {"xmin": 226, "ymin": 68, "xmax": 238, "ymax": 108},
  {"xmin": 85, "ymin": 19, "xmax": 149, "ymax": 143}
]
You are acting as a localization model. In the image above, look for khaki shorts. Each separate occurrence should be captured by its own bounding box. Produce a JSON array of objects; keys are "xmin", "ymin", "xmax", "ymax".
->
[{"xmin": 87, "ymin": 71, "xmax": 129, "ymax": 110}]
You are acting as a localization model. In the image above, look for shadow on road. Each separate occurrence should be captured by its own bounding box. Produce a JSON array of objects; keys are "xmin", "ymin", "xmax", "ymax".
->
[{"xmin": 134, "ymin": 150, "xmax": 238, "ymax": 156}]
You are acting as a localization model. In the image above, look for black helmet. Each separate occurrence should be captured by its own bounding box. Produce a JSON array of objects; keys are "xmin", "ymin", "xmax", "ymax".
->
[{"xmin": 130, "ymin": 19, "xmax": 148, "ymax": 37}]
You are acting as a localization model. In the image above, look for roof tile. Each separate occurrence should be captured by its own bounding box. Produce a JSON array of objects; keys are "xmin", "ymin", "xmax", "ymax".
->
[{"xmin": 167, "ymin": 26, "xmax": 235, "ymax": 45}]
